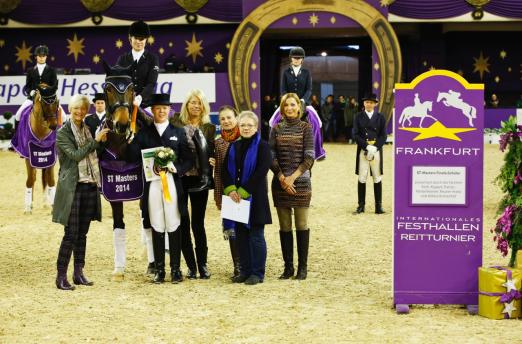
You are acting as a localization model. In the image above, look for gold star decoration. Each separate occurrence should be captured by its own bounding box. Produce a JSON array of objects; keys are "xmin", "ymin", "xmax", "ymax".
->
[
  {"xmin": 226, "ymin": 42, "xmax": 230, "ymax": 50},
  {"xmin": 100, "ymin": 48, "xmax": 104, "ymax": 54},
  {"xmin": 92, "ymin": 55, "xmax": 100, "ymax": 64},
  {"xmin": 500, "ymin": 50, "xmax": 507, "ymax": 59},
  {"xmin": 422, "ymin": 61, "xmax": 427, "ymax": 66},
  {"xmin": 292, "ymin": 17, "xmax": 298, "ymax": 25},
  {"xmin": 399, "ymin": 121, "xmax": 476, "ymax": 142},
  {"xmin": 429, "ymin": 66, "xmax": 435, "ymax": 71},
  {"xmin": 252, "ymin": 101, "xmax": 258, "ymax": 110},
  {"xmin": 147, "ymin": 36, "xmax": 155, "ymax": 45},
  {"xmin": 214, "ymin": 52, "xmax": 223, "ymax": 64},
  {"xmin": 168, "ymin": 42, "xmax": 173, "ymax": 48},
  {"xmin": 50, "ymin": 56, "xmax": 55, "ymax": 61},
  {"xmin": 4, "ymin": 65, "xmax": 9, "ymax": 72},
  {"xmin": 158, "ymin": 47, "xmax": 165, "ymax": 55},
  {"xmin": 380, "ymin": 0, "xmax": 395, "ymax": 6},
  {"xmin": 495, "ymin": 76, "xmax": 500, "ymax": 83},
  {"xmin": 0, "ymin": 39, "xmax": 5, "ymax": 48},
  {"xmin": 66, "ymin": 34, "xmax": 85, "ymax": 63},
  {"xmin": 115, "ymin": 39, "xmax": 123, "ymax": 49},
  {"xmin": 251, "ymin": 63, "xmax": 257, "ymax": 71},
  {"xmin": 373, "ymin": 81, "xmax": 379, "ymax": 89},
  {"xmin": 185, "ymin": 33, "xmax": 204, "ymax": 64},
  {"xmin": 15, "ymin": 41, "xmax": 32, "ymax": 70},
  {"xmin": 472, "ymin": 51, "xmax": 490, "ymax": 80},
  {"xmin": 330, "ymin": 16, "xmax": 336, "ymax": 24},
  {"xmin": 457, "ymin": 69, "xmax": 464, "ymax": 76},
  {"xmin": 309, "ymin": 13, "xmax": 319, "ymax": 27},
  {"xmin": 508, "ymin": 67, "xmax": 512, "ymax": 72},
  {"xmin": 373, "ymin": 62, "xmax": 380, "ymax": 71},
  {"xmin": 251, "ymin": 82, "xmax": 257, "ymax": 90}
]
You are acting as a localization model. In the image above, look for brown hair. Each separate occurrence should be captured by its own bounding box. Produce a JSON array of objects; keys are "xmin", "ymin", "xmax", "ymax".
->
[{"xmin": 218, "ymin": 105, "xmax": 239, "ymax": 117}]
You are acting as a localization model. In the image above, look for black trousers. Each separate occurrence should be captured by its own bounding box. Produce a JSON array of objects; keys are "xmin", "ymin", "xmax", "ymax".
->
[
  {"xmin": 56, "ymin": 183, "xmax": 97, "ymax": 272},
  {"xmin": 110, "ymin": 201, "xmax": 125, "ymax": 229},
  {"xmin": 179, "ymin": 176, "xmax": 208, "ymax": 270}
]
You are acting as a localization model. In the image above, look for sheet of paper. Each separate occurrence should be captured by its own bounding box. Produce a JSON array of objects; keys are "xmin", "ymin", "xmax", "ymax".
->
[
  {"xmin": 221, "ymin": 195, "xmax": 250, "ymax": 224},
  {"xmin": 141, "ymin": 147, "xmax": 162, "ymax": 182}
]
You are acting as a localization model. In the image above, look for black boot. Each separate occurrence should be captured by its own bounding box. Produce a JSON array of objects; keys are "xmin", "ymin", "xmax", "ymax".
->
[
  {"xmin": 196, "ymin": 246, "xmax": 211, "ymax": 279},
  {"xmin": 229, "ymin": 238, "xmax": 241, "ymax": 279},
  {"xmin": 56, "ymin": 268, "xmax": 75, "ymax": 291},
  {"xmin": 168, "ymin": 231, "xmax": 183, "ymax": 283},
  {"xmin": 278, "ymin": 231, "xmax": 294, "ymax": 279},
  {"xmin": 295, "ymin": 230, "xmax": 310, "ymax": 280},
  {"xmin": 374, "ymin": 182, "xmax": 385, "ymax": 214},
  {"xmin": 189, "ymin": 129, "xmax": 214, "ymax": 193},
  {"xmin": 354, "ymin": 182, "xmax": 366, "ymax": 214},
  {"xmin": 151, "ymin": 230, "xmax": 165, "ymax": 284},
  {"xmin": 73, "ymin": 264, "xmax": 94, "ymax": 286}
]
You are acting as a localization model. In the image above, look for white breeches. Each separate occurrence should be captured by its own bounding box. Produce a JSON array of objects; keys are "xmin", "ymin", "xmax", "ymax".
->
[
  {"xmin": 358, "ymin": 150, "xmax": 382, "ymax": 184},
  {"xmin": 148, "ymin": 175, "xmax": 180, "ymax": 233},
  {"xmin": 15, "ymin": 99, "xmax": 33, "ymax": 121}
]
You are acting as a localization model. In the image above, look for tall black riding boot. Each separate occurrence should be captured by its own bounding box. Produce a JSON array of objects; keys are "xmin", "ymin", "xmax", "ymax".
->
[
  {"xmin": 151, "ymin": 230, "xmax": 165, "ymax": 284},
  {"xmin": 295, "ymin": 230, "xmax": 310, "ymax": 280},
  {"xmin": 168, "ymin": 231, "xmax": 183, "ymax": 283},
  {"xmin": 278, "ymin": 231, "xmax": 294, "ymax": 279},
  {"xmin": 189, "ymin": 129, "xmax": 214, "ymax": 193},
  {"xmin": 229, "ymin": 238, "xmax": 241, "ymax": 278},
  {"xmin": 354, "ymin": 182, "xmax": 366, "ymax": 214},
  {"xmin": 196, "ymin": 246, "xmax": 211, "ymax": 279},
  {"xmin": 374, "ymin": 182, "xmax": 385, "ymax": 214}
]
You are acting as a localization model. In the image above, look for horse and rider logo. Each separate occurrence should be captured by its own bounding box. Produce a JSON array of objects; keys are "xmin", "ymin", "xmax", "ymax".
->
[{"xmin": 398, "ymin": 89, "xmax": 477, "ymax": 142}]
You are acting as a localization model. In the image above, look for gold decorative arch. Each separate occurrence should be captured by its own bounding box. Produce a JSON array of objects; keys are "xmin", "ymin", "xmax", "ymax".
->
[{"xmin": 228, "ymin": 0, "xmax": 402, "ymax": 121}]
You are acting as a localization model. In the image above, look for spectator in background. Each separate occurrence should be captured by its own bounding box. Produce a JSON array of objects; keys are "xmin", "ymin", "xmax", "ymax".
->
[
  {"xmin": 310, "ymin": 94, "xmax": 321, "ymax": 119},
  {"xmin": 261, "ymin": 94, "xmax": 277, "ymax": 140},
  {"xmin": 489, "ymin": 93, "xmax": 499, "ymax": 108},
  {"xmin": 344, "ymin": 96, "xmax": 358, "ymax": 144},
  {"xmin": 321, "ymin": 95, "xmax": 335, "ymax": 142},
  {"xmin": 333, "ymin": 95, "xmax": 346, "ymax": 142}
]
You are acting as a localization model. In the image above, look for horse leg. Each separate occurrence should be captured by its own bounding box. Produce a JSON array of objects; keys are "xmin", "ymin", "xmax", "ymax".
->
[
  {"xmin": 24, "ymin": 159, "xmax": 36, "ymax": 214},
  {"xmin": 44, "ymin": 167, "xmax": 56, "ymax": 207},
  {"xmin": 419, "ymin": 117, "xmax": 424, "ymax": 128},
  {"xmin": 111, "ymin": 201, "xmax": 126, "ymax": 281}
]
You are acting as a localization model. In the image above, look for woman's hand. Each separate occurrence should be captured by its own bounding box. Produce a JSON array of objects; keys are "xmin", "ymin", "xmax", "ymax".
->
[
  {"xmin": 209, "ymin": 157, "xmax": 216, "ymax": 167},
  {"xmin": 229, "ymin": 191, "xmax": 241, "ymax": 203},
  {"xmin": 95, "ymin": 128, "xmax": 110, "ymax": 142}
]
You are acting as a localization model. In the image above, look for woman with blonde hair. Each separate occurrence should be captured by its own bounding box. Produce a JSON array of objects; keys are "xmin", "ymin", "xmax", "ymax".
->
[
  {"xmin": 270, "ymin": 92, "xmax": 315, "ymax": 280},
  {"xmin": 172, "ymin": 89, "xmax": 216, "ymax": 279}
]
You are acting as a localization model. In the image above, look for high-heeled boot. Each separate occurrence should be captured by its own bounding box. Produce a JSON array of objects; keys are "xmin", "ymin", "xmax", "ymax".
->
[
  {"xmin": 278, "ymin": 231, "xmax": 294, "ymax": 279},
  {"xmin": 295, "ymin": 230, "xmax": 310, "ymax": 280}
]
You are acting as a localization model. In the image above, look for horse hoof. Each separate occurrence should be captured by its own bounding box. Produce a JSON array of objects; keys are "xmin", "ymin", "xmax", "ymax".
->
[{"xmin": 112, "ymin": 268, "xmax": 125, "ymax": 282}]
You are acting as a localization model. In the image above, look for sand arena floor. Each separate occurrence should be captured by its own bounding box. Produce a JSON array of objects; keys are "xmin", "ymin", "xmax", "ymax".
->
[{"xmin": 1, "ymin": 143, "xmax": 521, "ymax": 343}]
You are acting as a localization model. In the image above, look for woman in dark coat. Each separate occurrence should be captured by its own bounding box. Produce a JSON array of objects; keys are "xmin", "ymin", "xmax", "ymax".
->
[
  {"xmin": 53, "ymin": 94, "xmax": 110, "ymax": 290},
  {"xmin": 223, "ymin": 111, "xmax": 272, "ymax": 285},
  {"xmin": 172, "ymin": 89, "xmax": 216, "ymax": 279},
  {"xmin": 127, "ymin": 93, "xmax": 194, "ymax": 283}
]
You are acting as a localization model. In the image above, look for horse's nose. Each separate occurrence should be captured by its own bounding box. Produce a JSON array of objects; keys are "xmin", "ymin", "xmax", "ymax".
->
[{"xmin": 49, "ymin": 124, "xmax": 57, "ymax": 130}]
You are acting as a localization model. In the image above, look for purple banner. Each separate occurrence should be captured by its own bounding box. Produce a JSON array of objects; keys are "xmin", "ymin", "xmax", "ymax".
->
[
  {"xmin": 100, "ymin": 160, "xmax": 144, "ymax": 202},
  {"xmin": 394, "ymin": 70, "xmax": 484, "ymax": 307},
  {"xmin": 28, "ymin": 140, "xmax": 56, "ymax": 168}
]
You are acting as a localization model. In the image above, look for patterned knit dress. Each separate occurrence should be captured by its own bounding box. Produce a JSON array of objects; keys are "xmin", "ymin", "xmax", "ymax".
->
[{"xmin": 269, "ymin": 117, "xmax": 315, "ymax": 208}]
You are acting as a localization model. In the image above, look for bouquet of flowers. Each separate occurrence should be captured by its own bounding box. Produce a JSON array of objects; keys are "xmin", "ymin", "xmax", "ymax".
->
[
  {"xmin": 492, "ymin": 116, "xmax": 522, "ymax": 266},
  {"xmin": 153, "ymin": 147, "xmax": 176, "ymax": 202},
  {"xmin": 153, "ymin": 147, "xmax": 176, "ymax": 174}
]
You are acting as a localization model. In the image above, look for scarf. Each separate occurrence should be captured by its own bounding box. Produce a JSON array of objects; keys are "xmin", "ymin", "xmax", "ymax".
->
[
  {"xmin": 225, "ymin": 132, "xmax": 261, "ymax": 228},
  {"xmin": 70, "ymin": 120, "xmax": 101, "ymax": 187},
  {"xmin": 220, "ymin": 126, "xmax": 240, "ymax": 143}
]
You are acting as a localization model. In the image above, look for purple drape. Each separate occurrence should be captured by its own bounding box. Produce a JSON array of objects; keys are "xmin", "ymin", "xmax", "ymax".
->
[
  {"xmin": 9, "ymin": 0, "xmax": 242, "ymax": 24},
  {"xmin": 484, "ymin": 0, "xmax": 522, "ymax": 18}
]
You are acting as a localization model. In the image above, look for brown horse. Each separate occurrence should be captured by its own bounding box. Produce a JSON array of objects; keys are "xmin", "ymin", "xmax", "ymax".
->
[{"xmin": 11, "ymin": 84, "xmax": 60, "ymax": 213}]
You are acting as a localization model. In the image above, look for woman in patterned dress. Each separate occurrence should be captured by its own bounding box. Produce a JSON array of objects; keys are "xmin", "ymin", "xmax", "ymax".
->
[{"xmin": 270, "ymin": 93, "xmax": 315, "ymax": 280}]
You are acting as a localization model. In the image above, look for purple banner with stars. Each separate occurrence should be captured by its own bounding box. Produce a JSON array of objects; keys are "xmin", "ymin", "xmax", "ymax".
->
[{"xmin": 393, "ymin": 70, "xmax": 484, "ymax": 307}]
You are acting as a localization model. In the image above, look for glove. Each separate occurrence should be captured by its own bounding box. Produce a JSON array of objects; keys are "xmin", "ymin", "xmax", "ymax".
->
[
  {"xmin": 366, "ymin": 145, "xmax": 378, "ymax": 155},
  {"xmin": 167, "ymin": 161, "xmax": 176, "ymax": 174},
  {"xmin": 126, "ymin": 131, "xmax": 134, "ymax": 144},
  {"xmin": 223, "ymin": 228, "xmax": 235, "ymax": 241},
  {"xmin": 134, "ymin": 95, "xmax": 142, "ymax": 107},
  {"xmin": 29, "ymin": 89, "xmax": 36, "ymax": 97}
]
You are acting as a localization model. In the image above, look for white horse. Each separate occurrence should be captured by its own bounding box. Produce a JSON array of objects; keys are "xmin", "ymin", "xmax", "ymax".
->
[
  {"xmin": 437, "ymin": 91, "xmax": 476, "ymax": 127},
  {"xmin": 398, "ymin": 101, "xmax": 435, "ymax": 127}
]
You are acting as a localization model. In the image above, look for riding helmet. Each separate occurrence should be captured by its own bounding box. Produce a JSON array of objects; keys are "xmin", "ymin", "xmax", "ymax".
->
[
  {"xmin": 362, "ymin": 92, "xmax": 379, "ymax": 103},
  {"xmin": 289, "ymin": 46, "xmax": 305, "ymax": 58},
  {"xmin": 35, "ymin": 45, "xmax": 49, "ymax": 56},
  {"xmin": 129, "ymin": 20, "xmax": 151, "ymax": 38}
]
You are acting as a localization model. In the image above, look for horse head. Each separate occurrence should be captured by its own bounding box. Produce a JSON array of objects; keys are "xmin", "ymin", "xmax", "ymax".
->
[
  {"xmin": 103, "ymin": 61, "xmax": 134, "ymax": 135},
  {"xmin": 33, "ymin": 83, "xmax": 59, "ymax": 130}
]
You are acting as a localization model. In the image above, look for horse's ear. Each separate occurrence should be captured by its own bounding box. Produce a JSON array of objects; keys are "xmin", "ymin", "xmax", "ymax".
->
[{"xmin": 102, "ymin": 60, "xmax": 112, "ymax": 75}]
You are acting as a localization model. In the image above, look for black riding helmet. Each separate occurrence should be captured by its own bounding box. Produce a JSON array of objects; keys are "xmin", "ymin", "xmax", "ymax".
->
[
  {"xmin": 289, "ymin": 46, "xmax": 305, "ymax": 58},
  {"xmin": 129, "ymin": 20, "xmax": 151, "ymax": 38},
  {"xmin": 35, "ymin": 45, "xmax": 49, "ymax": 56}
]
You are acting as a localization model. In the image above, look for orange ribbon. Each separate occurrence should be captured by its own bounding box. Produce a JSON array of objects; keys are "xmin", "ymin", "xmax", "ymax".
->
[
  {"xmin": 159, "ymin": 170, "xmax": 172, "ymax": 202},
  {"xmin": 130, "ymin": 105, "xmax": 138, "ymax": 134}
]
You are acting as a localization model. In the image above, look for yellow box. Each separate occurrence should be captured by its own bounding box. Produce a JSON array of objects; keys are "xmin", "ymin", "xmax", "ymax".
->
[
  {"xmin": 515, "ymin": 251, "xmax": 522, "ymax": 269},
  {"xmin": 478, "ymin": 266, "xmax": 522, "ymax": 319}
]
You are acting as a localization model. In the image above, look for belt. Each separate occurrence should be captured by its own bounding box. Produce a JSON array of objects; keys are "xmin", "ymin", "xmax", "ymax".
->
[{"xmin": 367, "ymin": 140, "xmax": 376, "ymax": 144}]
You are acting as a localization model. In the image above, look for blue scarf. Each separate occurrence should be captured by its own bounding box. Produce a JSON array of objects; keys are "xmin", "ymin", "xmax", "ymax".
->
[{"xmin": 224, "ymin": 132, "xmax": 261, "ymax": 229}]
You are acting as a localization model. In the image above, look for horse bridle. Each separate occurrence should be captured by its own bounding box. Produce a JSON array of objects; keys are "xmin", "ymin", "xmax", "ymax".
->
[
  {"xmin": 104, "ymin": 75, "xmax": 134, "ymax": 115},
  {"xmin": 38, "ymin": 91, "xmax": 59, "ymax": 121}
]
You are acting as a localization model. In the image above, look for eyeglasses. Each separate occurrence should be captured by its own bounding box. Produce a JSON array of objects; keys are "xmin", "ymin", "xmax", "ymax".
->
[{"xmin": 239, "ymin": 124, "xmax": 256, "ymax": 128}]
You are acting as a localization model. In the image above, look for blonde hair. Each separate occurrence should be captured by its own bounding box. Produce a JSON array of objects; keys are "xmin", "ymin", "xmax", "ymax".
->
[
  {"xmin": 68, "ymin": 94, "xmax": 91, "ymax": 113},
  {"xmin": 179, "ymin": 89, "xmax": 211, "ymax": 125},
  {"xmin": 279, "ymin": 93, "xmax": 302, "ymax": 118},
  {"xmin": 238, "ymin": 110, "xmax": 259, "ymax": 127}
]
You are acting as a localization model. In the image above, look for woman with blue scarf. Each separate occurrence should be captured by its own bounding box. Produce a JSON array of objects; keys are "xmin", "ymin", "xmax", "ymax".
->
[{"xmin": 223, "ymin": 111, "xmax": 272, "ymax": 285}]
